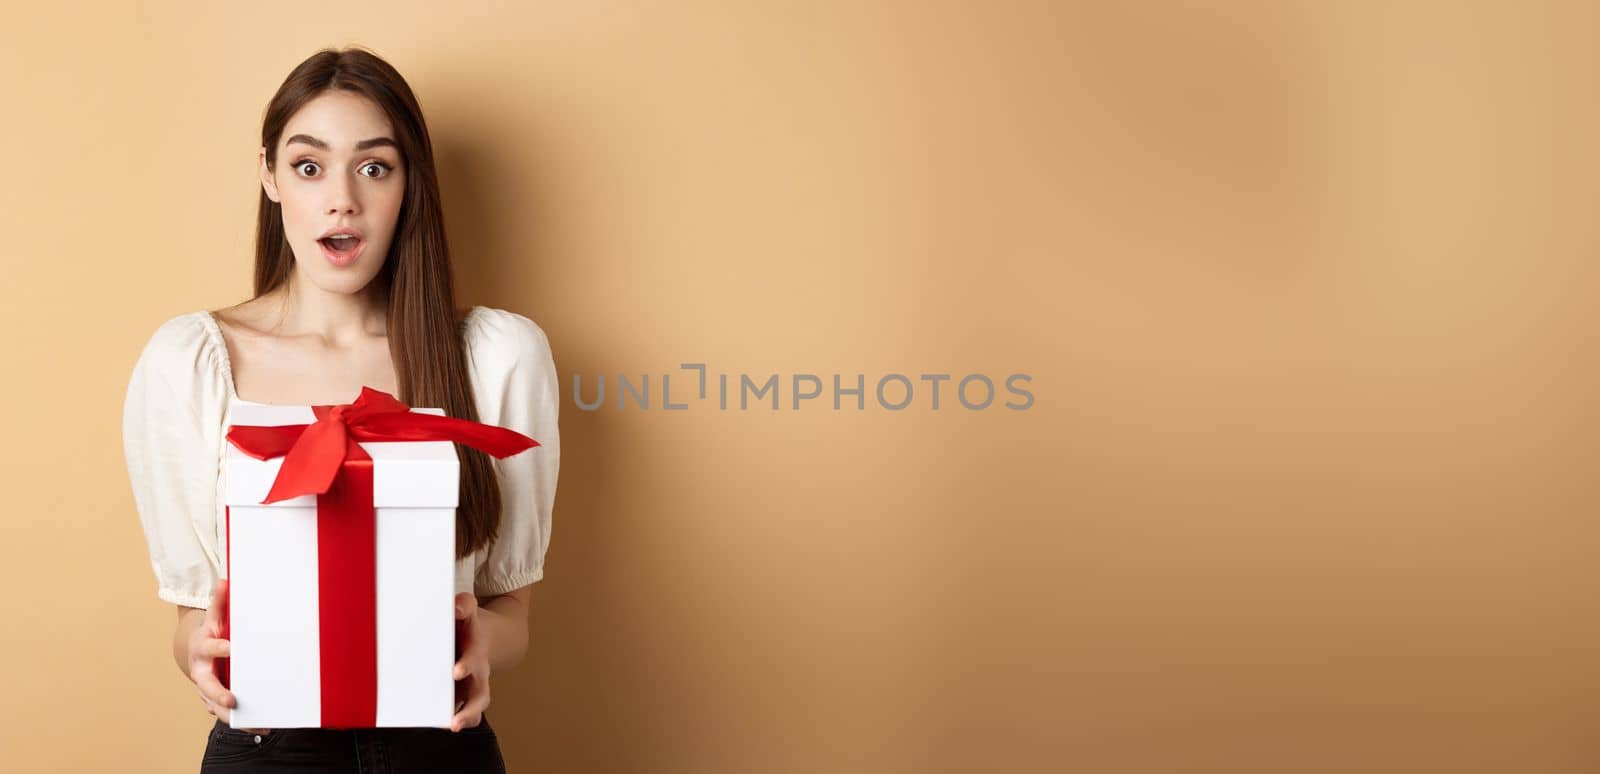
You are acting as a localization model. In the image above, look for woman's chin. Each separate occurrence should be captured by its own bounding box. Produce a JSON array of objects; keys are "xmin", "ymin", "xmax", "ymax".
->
[{"xmin": 292, "ymin": 253, "xmax": 383, "ymax": 292}]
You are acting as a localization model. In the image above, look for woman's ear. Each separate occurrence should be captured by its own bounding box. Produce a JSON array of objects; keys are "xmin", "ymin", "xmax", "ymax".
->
[{"xmin": 258, "ymin": 146, "xmax": 281, "ymax": 203}]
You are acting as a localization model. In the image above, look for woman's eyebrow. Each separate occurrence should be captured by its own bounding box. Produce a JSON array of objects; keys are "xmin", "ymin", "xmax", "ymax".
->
[{"xmin": 285, "ymin": 134, "xmax": 399, "ymax": 151}]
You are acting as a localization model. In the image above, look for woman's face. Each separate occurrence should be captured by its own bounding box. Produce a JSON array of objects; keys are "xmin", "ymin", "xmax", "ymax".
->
[{"xmin": 259, "ymin": 90, "xmax": 405, "ymax": 295}]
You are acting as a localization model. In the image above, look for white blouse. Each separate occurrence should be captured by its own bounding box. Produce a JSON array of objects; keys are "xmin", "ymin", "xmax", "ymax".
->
[{"xmin": 121, "ymin": 306, "xmax": 560, "ymax": 608}]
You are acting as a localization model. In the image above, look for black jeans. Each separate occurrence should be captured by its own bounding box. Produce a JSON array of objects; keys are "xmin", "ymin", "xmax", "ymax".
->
[{"xmin": 199, "ymin": 714, "xmax": 507, "ymax": 773}]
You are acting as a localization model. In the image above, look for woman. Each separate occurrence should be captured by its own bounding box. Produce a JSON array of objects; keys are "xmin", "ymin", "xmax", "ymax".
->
[{"xmin": 121, "ymin": 46, "xmax": 559, "ymax": 772}]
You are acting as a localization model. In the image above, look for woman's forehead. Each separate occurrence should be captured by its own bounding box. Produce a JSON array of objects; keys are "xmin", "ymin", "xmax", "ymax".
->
[{"xmin": 281, "ymin": 92, "xmax": 395, "ymax": 150}]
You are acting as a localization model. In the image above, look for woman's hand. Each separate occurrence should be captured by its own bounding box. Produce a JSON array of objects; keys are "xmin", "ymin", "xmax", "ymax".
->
[
  {"xmin": 451, "ymin": 591, "xmax": 492, "ymax": 732},
  {"xmin": 185, "ymin": 578, "xmax": 271, "ymax": 736}
]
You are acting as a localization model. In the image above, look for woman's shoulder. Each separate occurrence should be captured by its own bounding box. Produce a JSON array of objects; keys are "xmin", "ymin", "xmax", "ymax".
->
[
  {"xmin": 127, "ymin": 309, "xmax": 230, "ymax": 414},
  {"xmin": 463, "ymin": 305, "xmax": 554, "ymax": 371},
  {"xmin": 136, "ymin": 310, "xmax": 221, "ymax": 366}
]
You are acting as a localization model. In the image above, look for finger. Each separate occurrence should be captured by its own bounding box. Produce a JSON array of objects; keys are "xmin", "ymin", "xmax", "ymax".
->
[
  {"xmin": 455, "ymin": 629, "xmax": 492, "ymax": 680},
  {"xmin": 455, "ymin": 600, "xmax": 476, "ymax": 656},
  {"xmin": 196, "ymin": 637, "xmax": 231, "ymax": 660},
  {"xmin": 450, "ymin": 710, "xmax": 482, "ymax": 733},
  {"xmin": 450, "ymin": 679, "xmax": 490, "ymax": 732},
  {"xmin": 198, "ymin": 689, "xmax": 232, "ymax": 725},
  {"xmin": 455, "ymin": 637, "xmax": 482, "ymax": 678},
  {"xmin": 193, "ymin": 665, "xmax": 236, "ymax": 711},
  {"xmin": 449, "ymin": 675, "xmax": 474, "ymax": 731}
]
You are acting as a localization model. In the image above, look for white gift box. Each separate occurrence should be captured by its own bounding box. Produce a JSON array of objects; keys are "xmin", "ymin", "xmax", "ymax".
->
[{"xmin": 221, "ymin": 403, "xmax": 458, "ymax": 729}]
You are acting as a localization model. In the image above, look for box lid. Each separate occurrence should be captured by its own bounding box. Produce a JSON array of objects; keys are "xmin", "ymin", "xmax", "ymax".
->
[{"xmin": 223, "ymin": 404, "xmax": 460, "ymax": 508}]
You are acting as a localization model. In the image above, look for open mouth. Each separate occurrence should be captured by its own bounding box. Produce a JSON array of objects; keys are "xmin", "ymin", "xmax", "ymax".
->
[{"xmin": 318, "ymin": 235, "xmax": 364, "ymax": 263}]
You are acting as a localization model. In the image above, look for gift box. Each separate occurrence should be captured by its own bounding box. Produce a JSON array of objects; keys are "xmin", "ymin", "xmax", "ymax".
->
[{"xmin": 218, "ymin": 387, "xmax": 537, "ymax": 729}]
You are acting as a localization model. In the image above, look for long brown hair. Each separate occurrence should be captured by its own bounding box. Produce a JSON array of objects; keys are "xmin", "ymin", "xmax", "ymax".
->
[{"xmin": 254, "ymin": 46, "xmax": 502, "ymax": 560}]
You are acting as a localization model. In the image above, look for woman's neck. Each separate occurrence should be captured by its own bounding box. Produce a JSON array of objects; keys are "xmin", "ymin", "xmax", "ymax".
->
[{"xmin": 266, "ymin": 277, "xmax": 389, "ymax": 347}]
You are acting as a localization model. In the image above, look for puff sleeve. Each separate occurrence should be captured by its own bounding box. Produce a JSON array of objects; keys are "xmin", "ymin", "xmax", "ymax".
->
[
  {"xmin": 122, "ymin": 314, "xmax": 228, "ymax": 608},
  {"xmin": 465, "ymin": 308, "xmax": 561, "ymax": 596}
]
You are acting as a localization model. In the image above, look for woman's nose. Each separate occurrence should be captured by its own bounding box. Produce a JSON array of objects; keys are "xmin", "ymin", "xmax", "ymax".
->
[{"xmin": 325, "ymin": 176, "xmax": 360, "ymax": 215}]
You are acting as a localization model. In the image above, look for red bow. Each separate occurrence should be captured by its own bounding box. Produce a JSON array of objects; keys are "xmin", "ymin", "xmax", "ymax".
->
[
  {"xmin": 222, "ymin": 386, "xmax": 539, "ymax": 728},
  {"xmin": 226, "ymin": 385, "xmax": 539, "ymax": 504}
]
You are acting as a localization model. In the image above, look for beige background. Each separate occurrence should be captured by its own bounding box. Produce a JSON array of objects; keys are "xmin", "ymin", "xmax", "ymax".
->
[{"xmin": 1, "ymin": 1, "xmax": 1594, "ymax": 772}]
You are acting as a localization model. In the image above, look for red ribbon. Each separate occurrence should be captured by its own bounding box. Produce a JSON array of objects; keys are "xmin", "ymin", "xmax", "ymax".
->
[{"xmin": 221, "ymin": 386, "xmax": 539, "ymax": 727}]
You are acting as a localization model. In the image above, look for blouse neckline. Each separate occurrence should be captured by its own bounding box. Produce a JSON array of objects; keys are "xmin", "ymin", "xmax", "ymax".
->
[{"xmin": 199, "ymin": 306, "xmax": 489, "ymax": 407}]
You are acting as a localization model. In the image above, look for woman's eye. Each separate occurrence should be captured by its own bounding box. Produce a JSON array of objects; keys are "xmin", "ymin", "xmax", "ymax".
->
[
  {"xmin": 360, "ymin": 162, "xmax": 392, "ymax": 179},
  {"xmin": 294, "ymin": 161, "xmax": 321, "ymax": 176}
]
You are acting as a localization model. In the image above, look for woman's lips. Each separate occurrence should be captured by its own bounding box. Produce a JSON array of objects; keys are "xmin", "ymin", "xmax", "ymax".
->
[{"xmin": 318, "ymin": 236, "xmax": 365, "ymax": 267}]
